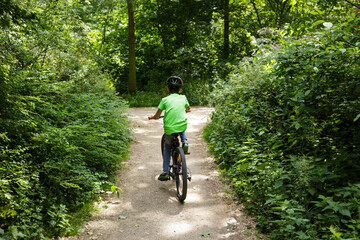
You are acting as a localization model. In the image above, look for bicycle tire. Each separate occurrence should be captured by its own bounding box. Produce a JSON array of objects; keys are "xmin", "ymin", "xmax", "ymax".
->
[
  {"xmin": 161, "ymin": 134, "xmax": 165, "ymax": 158},
  {"xmin": 173, "ymin": 147, "xmax": 187, "ymax": 202}
]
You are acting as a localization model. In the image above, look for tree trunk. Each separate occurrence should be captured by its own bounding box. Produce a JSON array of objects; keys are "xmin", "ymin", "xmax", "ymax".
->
[
  {"xmin": 223, "ymin": 0, "xmax": 230, "ymax": 59},
  {"xmin": 128, "ymin": 0, "xmax": 136, "ymax": 95},
  {"xmin": 251, "ymin": 0, "xmax": 262, "ymax": 27}
]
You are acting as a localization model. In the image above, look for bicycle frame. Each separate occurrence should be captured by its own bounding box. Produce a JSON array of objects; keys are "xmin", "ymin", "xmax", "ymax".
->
[
  {"xmin": 168, "ymin": 134, "xmax": 181, "ymax": 179},
  {"xmin": 149, "ymin": 115, "xmax": 190, "ymax": 202}
]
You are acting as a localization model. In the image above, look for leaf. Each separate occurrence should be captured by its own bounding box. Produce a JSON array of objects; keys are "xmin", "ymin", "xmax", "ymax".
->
[
  {"xmin": 201, "ymin": 232, "xmax": 211, "ymax": 237},
  {"xmin": 257, "ymin": 163, "xmax": 266, "ymax": 170},
  {"xmin": 354, "ymin": 113, "xmax": 360, "ymax": 122},
  {"xmin": 119, "ymin": 215, "xmax": 127, "ymax": 220},
  {"xmin": 9, "ymin": 226, "xmax": 25, "ymax": 238},
  {"xmin": 339, "ymin": 49, "xmax": 346, "ymax": 54},
  {"xmin": 272, "ymin": 142, "xmax": 283, "ymax": 149},
  {"xmin": 290, "ymin": 0, "xmax": 297, "ymax": 6},
  {"xmin": 111, "ymin": 186, "xmax": 123, "ymax": 198},
  {"xmin": 296, "ymin": 231, "xmax": 308, "ymax": 238},
  {"xmin": 310, "ymin": 9, "xmax": 324, "ymax": 15},
  {"xmin": 329, "ymin": 225, "xmax": 342, "ymax": 237},
  {"xmin": 313, "ymin": 20, "xmax": 325, "ymax": 27},
  {"xmin": 339, "ymin": 208, "xmax": 351, "ymax": 217},
  {"xmin": 274, "ymin": 181, "xmax": 283, "ymax": 189},
  {"xmin": 307, "ymin": 188, "xmax": 316, "ymax": 196}
]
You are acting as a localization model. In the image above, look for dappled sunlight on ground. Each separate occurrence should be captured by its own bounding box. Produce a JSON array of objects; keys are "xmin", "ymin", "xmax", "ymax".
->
[
  {"xmin": 163, "ymin": 221, "xmax": 193, "ymax": 236},
  {"xmin": 183, "ymin": 192, "xmax": 203, "ymax": 203},
  {"xmin": 63, "ymin": 107, "xmax": 261, "ymax": 240}
]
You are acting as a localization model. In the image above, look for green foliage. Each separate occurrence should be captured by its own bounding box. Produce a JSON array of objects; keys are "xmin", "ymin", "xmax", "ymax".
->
[
  {"xmin": 183, "ymin": 79, "xmax": 213, "ymax": 106},
  {"xmin": 0, "ymin": 74, "xmax": 131, "ymax": 239},
  {"xmin": 122, "ymin": 78, "xmax": 212, "ymax": 107},
  {"xmin": 1, "ymin": 0, "xmax": 359, "ymax": 238},
  {"xmin": 0, "ymin": 0, "xmax": 131, "ymax": 239},
  {"xmin": 204, "ymin": 15, "xmax": 360, "ymax": 239},
  {"xmin": 90, "ymin": 0, "xmax": 245, "ymax": 95}
]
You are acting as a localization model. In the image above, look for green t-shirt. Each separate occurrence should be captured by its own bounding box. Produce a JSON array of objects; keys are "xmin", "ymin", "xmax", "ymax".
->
[{"xmin": 158, "ymin": 93, "xmax": 190, "ymax": 135}]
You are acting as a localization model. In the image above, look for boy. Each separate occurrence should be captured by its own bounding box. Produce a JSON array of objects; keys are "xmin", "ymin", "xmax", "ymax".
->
[{"xmin": 151, "ymin": 76, "xmax": 190, "ymax": 181}]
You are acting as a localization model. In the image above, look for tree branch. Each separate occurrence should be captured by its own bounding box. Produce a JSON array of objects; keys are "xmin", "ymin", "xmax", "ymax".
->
[
  {"xmin": 343, "ymin": 0, "xmax": 360, "ymax": 9},
  {"xmin": 251, "ymin": 0, "xmax": 262, "ymax": 27}
]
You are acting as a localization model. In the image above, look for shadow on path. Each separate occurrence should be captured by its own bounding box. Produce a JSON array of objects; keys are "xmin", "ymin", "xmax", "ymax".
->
[{"xmin": 64, "ymin": 107, "xmax": 261, "ymax": 240}]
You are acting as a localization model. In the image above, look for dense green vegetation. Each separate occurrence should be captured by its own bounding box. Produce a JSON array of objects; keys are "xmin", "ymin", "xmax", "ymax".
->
[
  {"xmin": 1, "ymin": 0, "xmax": 130, "ymax": 238},
  {"xmin": 1, "ymin": 0, "xmax": 360, "ymax": 239},
  {"xmin": 204, "ymin": 13, "xmax": 360, "ymax": 240}
]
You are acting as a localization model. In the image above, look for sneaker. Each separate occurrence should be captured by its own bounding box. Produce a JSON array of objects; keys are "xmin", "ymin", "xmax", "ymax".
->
[
  {"xmin": 182, "ymin": 142, "xmax": 189, "ymax": 154},
  {"xmin": 158, "ymin": 172, "xmax": 169, "ymax": 181}
]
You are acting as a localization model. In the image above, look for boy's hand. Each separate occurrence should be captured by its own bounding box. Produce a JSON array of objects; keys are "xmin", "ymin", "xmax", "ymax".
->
[
  {"xmin": 148, "ymin": 115, "xmax": 164, "ymax": 120},
  {"xmin": 186, "ymin": 107, "xmax": 191, "ymax": 113},
  {"xmin": 149, "ymin": 109, "xmax": 163, "ymax": 120}
]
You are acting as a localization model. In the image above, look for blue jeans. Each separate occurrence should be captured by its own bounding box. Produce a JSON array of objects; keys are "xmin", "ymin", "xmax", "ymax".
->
[
  {"xmin": 180, "ymin": 132, "xmax": 187, "ymax": 144},
  {"xmin": 162, "ymin": 132, "xmax": 187, "ymax": 173}
]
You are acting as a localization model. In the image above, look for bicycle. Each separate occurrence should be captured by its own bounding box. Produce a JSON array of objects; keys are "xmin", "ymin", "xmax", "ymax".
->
[{"xmin": 148, "ymin": 116, "xmax": 191, "ymax": 202}]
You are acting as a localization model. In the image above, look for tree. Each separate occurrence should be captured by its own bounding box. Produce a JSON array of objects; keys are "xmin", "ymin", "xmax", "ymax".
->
[
  {"xmin": 127, "ymin": 0, "xmax": 137, "ymax": 95},
  {"xmin": 265, "ymin": 0, "xmax": 293, "ymax": 25},
  {"xmin": 223, "ymin": 0, "xmax": 230, "ymax": 59}
]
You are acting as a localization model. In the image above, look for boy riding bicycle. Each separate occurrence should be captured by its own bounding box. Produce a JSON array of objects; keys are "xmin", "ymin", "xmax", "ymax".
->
[{"xmin": 150, "ymin": 76, "xmax": 190, "ymax": 181}]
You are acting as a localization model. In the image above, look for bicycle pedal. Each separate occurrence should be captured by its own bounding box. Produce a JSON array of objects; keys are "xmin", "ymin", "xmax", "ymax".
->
[
  {"xmin": 185, "ymin": 152, "xmax": 190, "ymax": 155},
  {"xmin": 158, "ymin": 177, "xmax": 170, "ymax": 181}
]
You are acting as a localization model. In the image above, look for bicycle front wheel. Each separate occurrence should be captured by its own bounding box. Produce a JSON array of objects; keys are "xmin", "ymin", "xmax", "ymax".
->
[{"xmin": 174, "ymin": 147, "xmax": 187, "ymax": 202}]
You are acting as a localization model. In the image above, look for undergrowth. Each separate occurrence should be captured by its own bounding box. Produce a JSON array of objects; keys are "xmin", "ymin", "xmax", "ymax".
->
[
  {"xmin": 0, "ymin": 69, "xmax": 131, "ymax": 239},
  {"xmin": 122, "ymin": 78, "xmax": 212, "ymax": 107},
  {"xmin": 204, "ymin": 17, "xmax": 360, "ymax": 239}
]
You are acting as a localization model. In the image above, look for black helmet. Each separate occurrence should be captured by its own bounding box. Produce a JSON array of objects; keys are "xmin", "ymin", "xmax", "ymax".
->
[{"xmin": 167, "ymin": 76, "xmax": 183, "ymax": 87}]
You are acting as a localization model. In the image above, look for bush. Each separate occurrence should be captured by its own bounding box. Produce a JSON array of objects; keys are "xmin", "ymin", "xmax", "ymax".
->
[
  {"xmin": 204, "ymin": 17, "xmax": 360, "ymax": 239},
  {"xmin": 0, "ymin": 1, "xmax": 132, "ymax": 238},
  {"xmin": 122, "ymin": 77, "xmax": 212, "ymax": 107},
  {"xmin": 0, "ymin": 70, "xmax": 131, "ymax": 239}
]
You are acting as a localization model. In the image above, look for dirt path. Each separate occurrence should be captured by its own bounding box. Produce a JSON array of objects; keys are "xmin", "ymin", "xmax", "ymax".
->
[{"xmin": 67, "ymin": 107, "xmax": 260, "ymax": 240}]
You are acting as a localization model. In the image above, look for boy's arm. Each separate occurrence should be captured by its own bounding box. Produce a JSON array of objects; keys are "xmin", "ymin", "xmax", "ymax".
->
[
  {"xmin": 185, "ymin": 96, "xmax": 190, "ymax": 113},
  {"xmin": 152, "ymin": 108, "xmax": 163, "ymax": 120}
]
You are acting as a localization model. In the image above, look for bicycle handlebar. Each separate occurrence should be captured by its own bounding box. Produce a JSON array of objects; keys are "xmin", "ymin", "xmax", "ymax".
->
[
  {"xmin": 148, "ymin": 109, "xmax": 190, "ymax": 120},
  {"xmin": 148, "ymin": 116, "xmax": 164, "ymax": 120}
]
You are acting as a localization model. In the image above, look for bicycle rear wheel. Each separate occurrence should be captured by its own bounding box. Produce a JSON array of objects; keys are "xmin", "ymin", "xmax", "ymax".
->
[
  {"xmin": 161, "ymin": 134, "xmax": 165, "ymax": 158},
  {"xmin": 173, "ymin": 147, "xmax": 187, "ymax": 202}
]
